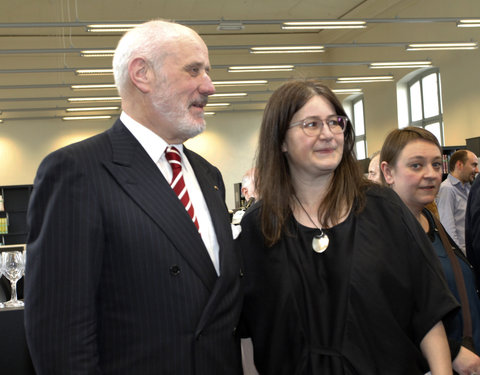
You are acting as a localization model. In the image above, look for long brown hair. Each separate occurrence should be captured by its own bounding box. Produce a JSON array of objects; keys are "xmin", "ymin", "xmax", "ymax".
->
[{"xmin": 255, "ymin": 80, "xmax": 367, "ymax": 246}]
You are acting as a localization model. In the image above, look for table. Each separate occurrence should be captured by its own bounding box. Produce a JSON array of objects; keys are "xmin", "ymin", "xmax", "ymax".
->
[{"xmin": 0, "ymin": 307, "xmax": 35, "ymax": 374}]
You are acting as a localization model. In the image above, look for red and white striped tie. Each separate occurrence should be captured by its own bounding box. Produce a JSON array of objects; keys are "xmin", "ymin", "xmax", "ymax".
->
[{"xmin": 165, "ymin": 146, "xmax": 200, "ymax": 231}]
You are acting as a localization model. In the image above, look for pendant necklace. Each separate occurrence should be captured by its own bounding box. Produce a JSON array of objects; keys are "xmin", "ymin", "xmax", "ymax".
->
[{"xmin": 294, "ymin": 194, "xmax": 329, "ymax": 253}]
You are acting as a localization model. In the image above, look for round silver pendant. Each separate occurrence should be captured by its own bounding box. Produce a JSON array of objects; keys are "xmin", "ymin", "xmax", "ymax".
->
[{"xmin": 312, "ymin": 233, "xmax": 329, "ymax": 253}]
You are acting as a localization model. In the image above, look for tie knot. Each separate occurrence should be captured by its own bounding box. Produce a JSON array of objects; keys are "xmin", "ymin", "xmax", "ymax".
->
[{"xmin": 165, "ymin": 146, "xmax": 182, "ymax": 166}]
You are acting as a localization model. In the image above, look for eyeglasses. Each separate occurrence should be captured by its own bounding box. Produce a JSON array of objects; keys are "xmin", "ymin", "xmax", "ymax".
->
[{"xmin": 288, "ymin": 115, "xmax": 348, "ymax": 136}]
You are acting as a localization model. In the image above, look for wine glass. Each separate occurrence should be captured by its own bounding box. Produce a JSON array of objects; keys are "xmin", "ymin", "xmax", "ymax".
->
[{"xmin": 1, "ymin": 251, "xmax": 25, "ymax": 307}]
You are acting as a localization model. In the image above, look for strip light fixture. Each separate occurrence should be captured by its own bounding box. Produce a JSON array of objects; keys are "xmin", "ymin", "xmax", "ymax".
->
[
  {"xmin": 87, "ymin": 24, "xmax": 137, "ymax": 33},
  {"xmin": 66, "ymin": 106, "xmax": 120, "ymax": 112},
  {"xmin": 217, "ymin": 22, "xmax": 244, "ymax": 31},
  {"xmin": 282, "ymin": 21, "xmax": 366, "ymax": 30},
  {"xmin": 457, "ymin": 19, "xmax": 480, "ymax": 28},
  {"xmin": 80, "ymin": 50, "xmax": 115, "ymax": 57},
  {"xmin": 210, "ymin": 93, "xmax": 247, "ymax": 97},
  {"xmin": 228, "ymin": 65, "xmax": 294, "ymax": 73},
  {"xmin": 332, "ymin": 89, "xmax": 363, "ymax": 95},
  {"xmin": 337, "ymin": 76, "xmax": 394, "ymax": 83},
  {"xmin": 250, "ymin": 46, "xmax": 324, "ymax": 54},
  {"xmin": 204, "ymin": 112, "xmax": 216, "ymax": 116},
  {"xmin": 62, "ymin": 115, "xmax": 113, "ymax": 120},
  {"xmin": 213, "ymin": 80, "xmax": 268, "ymax": 86},
  {"xmin": 75, "ymin": 69, "xmax": 114, "ymax": 76},
  {"xmin": 205, "ymin": 103, "xmax": 230, "ymax": 107},
  {"xmin": 407, "ymin": 42, "xmax": 478, "ymax": 51},
  {"xmin": 369, "ymin": 61, "xmax": 432, "ymax": 69},
  {"xmin": 71, "ymin": 84, "xmax": 117, "ymax": 90},
  {"xmin": 67, "ymin": 97, "xmax": 121, "ymax": 102}
]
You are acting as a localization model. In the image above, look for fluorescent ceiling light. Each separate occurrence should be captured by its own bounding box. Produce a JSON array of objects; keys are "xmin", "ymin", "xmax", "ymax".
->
[
  {"xmin": 407, "ymin": 42, "xmax": 478, "ymax": 51},
  {"xmin": 81, "ymin": 50, "xmax": 115, "ymax": 57},
  {"xmin": 250, "ymin": 46, "xmax": 324, "ymax": 54},
  {"xmin": 369, "ymin": 61, "xmax": 432, "ymax": 69},
  {"xmin": 210, "ymin": 93, "xmax": 247, "ymax": 97},
  {"xmin": 457, "ymin": 20, "xmax": 480, "ymax": 27},
  {"xmin": 213, "ymin": 80, "xmax": 268, "ymax": 86},
  {"xmin": 229, "ymin": 65, "xmax": 294, "ymax": 70},
  {"xmin": 75, "ymin": 69, "xmax": 114, "ymax": 76},
  {"xmin": 0, "ymin": 119, "xmax": 3, "ymax": 123},
  {"xmin": 205, "ymin": 103, "xmax": 230, "ymax": 107},
  {"xmin": 217, "ymin": 22, "xmax": 244, "ymax": 31},
  {"xmin": 332, "ymin": 89, "xmax": 363, "ymax": 94},
  {"xmin": 71, "ymin": 84, "xmax": 117, "ymax": 90},
  {"xmin": 87, "ymin": 24, "xmax": 137, "ymax": 33},
  {"xmin": 67, "ymin": 97, "xmax": 121, "ymax": 102},
  {"xmin": 66, "ymin": 106, "xmax": 120, "ymax": 112},
  {"xmin": 204, "ymin": 112, "xmax": 216, "ymax": 116},
  {"xmin": 337, "ymin": 76, "xmax": 393, "ymax": 83},
  {"xmin": 62, "ymin": 115, "xmax": 112, "ymax": 121},
  {"xmin": 228, "ymin": 65, "xmax": 294, "ymax": 73},
  {"xmin": 282, "ymin": 21, "xmax": 366, "ymax": 30},
  {"xmin": 228, "ymin": 68, "xmax": 293, "ymax": 73}
]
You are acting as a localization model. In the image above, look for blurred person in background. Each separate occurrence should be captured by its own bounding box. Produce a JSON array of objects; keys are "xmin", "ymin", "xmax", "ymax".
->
[
  {"xmin": 436, "ymin": 150, "xmax": 479, "ymax": 254},
  {"xmin": 381, "ymin": 126, "xmax": 480, "ymax": 375}
]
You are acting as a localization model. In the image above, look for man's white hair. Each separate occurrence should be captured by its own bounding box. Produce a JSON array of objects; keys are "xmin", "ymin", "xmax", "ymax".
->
[{"xmin": 112, "ymin": 20, "xmax": 196, "ymax": 97}]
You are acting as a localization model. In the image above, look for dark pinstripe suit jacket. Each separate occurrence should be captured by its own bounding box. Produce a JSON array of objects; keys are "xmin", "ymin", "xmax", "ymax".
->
[{"xmin": 25, "ymin": 120, "xmax": 243, "ymax": 374}]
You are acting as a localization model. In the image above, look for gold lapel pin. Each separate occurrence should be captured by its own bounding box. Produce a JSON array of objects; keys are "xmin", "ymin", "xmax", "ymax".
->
[{"xmin": 213, "ymin": 185, "xmax": 219, "ymax": 190}]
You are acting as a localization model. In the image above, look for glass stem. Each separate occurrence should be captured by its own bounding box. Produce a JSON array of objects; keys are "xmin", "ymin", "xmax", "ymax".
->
[{"xmin": 10, "ymin": 280, "xmax": 17, "ymax": 302}]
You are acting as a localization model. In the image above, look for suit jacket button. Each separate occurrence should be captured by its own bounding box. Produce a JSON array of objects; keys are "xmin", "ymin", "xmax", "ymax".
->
[{"xmin": 169, "ymin": 265, "xmax": 181, "ymax": 276}]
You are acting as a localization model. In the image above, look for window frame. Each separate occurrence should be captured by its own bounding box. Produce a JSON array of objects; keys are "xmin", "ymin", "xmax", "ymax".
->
[
  {"xmin": 349, "ymin": 95, "xmax": 367, "ymax": 160},
  {"xmin": 404, "ymin": 68, "xmax": 444, "ymax": 145}
]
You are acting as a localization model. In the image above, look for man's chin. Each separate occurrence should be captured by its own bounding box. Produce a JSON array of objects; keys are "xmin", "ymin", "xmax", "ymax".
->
[{"xmin": 177, "ymin": 119, "xmax": 206, "ymax": 140}]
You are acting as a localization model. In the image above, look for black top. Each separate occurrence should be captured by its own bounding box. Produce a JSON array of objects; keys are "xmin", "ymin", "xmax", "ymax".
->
[
  {"xmin": 238, "ymin": 185, "xmax": 459, "ymax": 375},
  {"xmin": 423, "ymin": 208, "xmax": 480, "ymax": 354}
]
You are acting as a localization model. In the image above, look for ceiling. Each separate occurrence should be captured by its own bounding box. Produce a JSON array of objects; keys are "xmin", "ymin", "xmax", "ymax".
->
[{"xmin": 1, "ymin": 0, "xmax": 479, "ymax": 122}]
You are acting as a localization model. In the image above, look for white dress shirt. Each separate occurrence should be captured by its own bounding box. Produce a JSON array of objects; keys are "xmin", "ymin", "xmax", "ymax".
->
[{"xmin": 120, "ymin": 112, "xmax": 221, "ymax": 275}]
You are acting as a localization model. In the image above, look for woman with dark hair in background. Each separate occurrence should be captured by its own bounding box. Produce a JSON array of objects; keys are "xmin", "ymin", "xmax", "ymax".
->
[
  {"xmin": 380, "ymin": 126, "xmax": 480, "ymax": 375},
  {"xmin": 237, "ymin": 79, "xmax": 457, "ymax": 375}
]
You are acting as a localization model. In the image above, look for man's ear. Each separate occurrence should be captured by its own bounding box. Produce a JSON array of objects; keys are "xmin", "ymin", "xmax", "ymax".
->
[
  {"xmin": 380, "ymin": 161, "xmax": 394, "ymax": 185},
  {"xmin": 455, "ymin": 160, "xmax": 465, "ymax": 172},
  {"xmin": 128, "ymin": 57, "xmax": 152, "ymax": 94}
]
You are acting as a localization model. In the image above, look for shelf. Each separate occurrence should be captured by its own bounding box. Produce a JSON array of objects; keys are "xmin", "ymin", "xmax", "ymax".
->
[
  {"xmin": 441, "ymin": 145, "xmax": 466, "ymax": 177},
  {"xmin": 0, "ymin": 185, "xmax": 32, "ymax": 245}
]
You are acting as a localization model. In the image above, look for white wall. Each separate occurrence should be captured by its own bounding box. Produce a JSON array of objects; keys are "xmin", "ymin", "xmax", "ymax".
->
[
  {"xmin": 0, "ymin": 111, "xmax": 262, "ymax": 210},
  {"xmin": 186, "ymin": 111, "xmax": 262, "ymax": 209}
]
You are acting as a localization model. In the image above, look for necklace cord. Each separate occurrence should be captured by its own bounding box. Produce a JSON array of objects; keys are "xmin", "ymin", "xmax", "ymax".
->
[{"xmin": 293, "ymin": 194, "xmax": 324, "ymax": 236}]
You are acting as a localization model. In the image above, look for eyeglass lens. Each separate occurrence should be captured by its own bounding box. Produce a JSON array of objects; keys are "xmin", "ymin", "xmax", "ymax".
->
[{"xmin": 302, "ymin": 116, "xmax": 346, "ymax": 136}]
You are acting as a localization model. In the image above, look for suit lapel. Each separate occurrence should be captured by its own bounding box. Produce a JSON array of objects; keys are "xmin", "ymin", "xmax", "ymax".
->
[
  {"xmin": 103, "ymin": 120, "xmax": 218, "ymax": 291},
  {"xmin": 184, "ymin": 148, "xmax": 232, "ymax": 272},
  {"xmin": 184, "ymin": 148, "xmax": 240, "ymax": 333}
]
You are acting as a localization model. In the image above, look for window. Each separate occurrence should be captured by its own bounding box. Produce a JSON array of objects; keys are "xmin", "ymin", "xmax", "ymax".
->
[
  {"xmin": 397, "ymin": 68, "xmax": 444, "ymax": 145},
  {"xmin": 344, "ymin": 95, "xmax": 367, "ymax": 160}
]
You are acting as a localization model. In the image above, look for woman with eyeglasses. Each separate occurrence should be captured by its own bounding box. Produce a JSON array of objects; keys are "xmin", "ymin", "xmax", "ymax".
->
[
  {"xmin": 237, "ymin": 80, "xmax": 457, "ymax": 374},
  {"xmin": 380, "ymin": 127, "xmax": 480, "ymax": 375}
]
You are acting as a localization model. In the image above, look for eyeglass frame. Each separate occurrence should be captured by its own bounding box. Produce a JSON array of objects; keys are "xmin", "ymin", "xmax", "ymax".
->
[{"xmin": 288, "ymin": 115, "xmax": 348, "ymax": 136}]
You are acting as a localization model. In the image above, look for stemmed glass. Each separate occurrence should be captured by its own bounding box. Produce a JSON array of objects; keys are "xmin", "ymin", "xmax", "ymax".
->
[{"xmin": 1, "ymin": 251, "xmax": 25, "ymax": 307}]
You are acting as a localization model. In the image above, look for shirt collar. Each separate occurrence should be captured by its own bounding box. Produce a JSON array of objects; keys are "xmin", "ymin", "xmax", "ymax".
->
[
  {"xmin": 120, "ymin": 111, "xmax": 184, "ymax": 163},
  {"xmin": 447, "ymin": 173, "xmax": 462, "ymax": 186}
]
